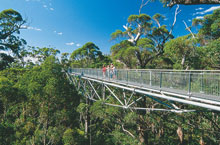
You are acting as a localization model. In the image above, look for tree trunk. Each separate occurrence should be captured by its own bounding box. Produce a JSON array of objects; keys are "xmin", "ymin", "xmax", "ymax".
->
[
  {"xmin": 138, "ymin": 125, "xmax": 149, "ymax": 145},
  {"xmin": 181, "ymin": 54, "xmax": 186, "ymax": 67},
  {"xmin": 0, "ymin": 100, "xmax": 4, "ymax": 121},
  {"xmin": 138, "ymin": 113, "xmax": 149, "ymax": 145},
  {"xmin": 22, "ymin": 104, "xmax": 26, "ymax": 122},
  {"xmin": 85, "ymin": 97, "xmax": 91, "ymax": 144},
  {"xmin": 177, "ymin": 126, "xmax": 184, "ymax": 144},
  {"xmin": 199, "ymin": 137, "xmax": 205, "ymax": 145}
]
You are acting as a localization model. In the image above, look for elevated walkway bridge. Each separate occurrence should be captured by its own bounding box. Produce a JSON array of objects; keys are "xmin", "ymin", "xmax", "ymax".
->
[{"xmin": 67, "ymin": 68, "xmax": 220, "ymax": 112}]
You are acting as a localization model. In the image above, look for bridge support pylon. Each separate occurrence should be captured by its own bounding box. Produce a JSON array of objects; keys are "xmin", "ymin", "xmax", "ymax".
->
[{"xmin": 68, "ymin": 73, "xmax": 201, "ymax": 113}]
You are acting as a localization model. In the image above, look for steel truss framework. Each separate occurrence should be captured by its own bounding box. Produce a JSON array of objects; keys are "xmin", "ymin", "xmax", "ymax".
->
[{"xmin": 66, "ymin": 72, "xmax": 220, "ymax": 113}]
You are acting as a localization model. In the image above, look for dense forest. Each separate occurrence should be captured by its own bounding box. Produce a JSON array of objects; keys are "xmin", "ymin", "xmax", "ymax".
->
[{"xmin": 0, "ymin": 1, "xmax": 220, "ymax": 145}]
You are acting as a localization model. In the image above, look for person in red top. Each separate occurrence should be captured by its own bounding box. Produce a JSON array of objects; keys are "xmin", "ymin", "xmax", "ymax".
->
[{"xmin": 102, "ymin": 65, "xmax": 106, "ymax": 78}]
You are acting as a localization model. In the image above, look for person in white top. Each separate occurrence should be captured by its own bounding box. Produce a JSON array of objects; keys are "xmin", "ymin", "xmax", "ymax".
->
[
  {"xmin": 106, "ymin": 65, "xmax": 110, "ymax": 78},
  {"xmin": 111, "ymin": 64, "xmax": 116, "ymax": 79},
  {"xmin": 112, "ymin": 64, "xmax": 116, "ymax": 79},
  {"xmin": 110, "ymin": 63, "xmax": 113, "ymax": 79}
]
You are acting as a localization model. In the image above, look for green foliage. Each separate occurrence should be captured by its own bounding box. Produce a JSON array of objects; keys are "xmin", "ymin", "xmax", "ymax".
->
[
  {"xmin": 193, "ymin": 8, "xmax": 220, "ymax": 40},
  {"xmin": 0, "ymin": 122, "xmax": 15, "ymax": 144},
  {"xmin": 192, "ymin": 18, "xmax": 203, "ymax": 26},
  {"xmin": 1, "ymin": 7, "xmax": 220, "ymax": 145},
  {"xmin": 61, "ymin": 52, "xmax": 70, "ymax": 69},
  {"xmin": 0, "ymin": 53, "xmax": 14, "ymax": 70},
  {"xmin": 128, "ymin": 14, "xmax": 151, "ymax": 23},
  {"xmin": 111, "ymin": 30, "xmax": 123, "ymax": 40},
  {"xmin": 111, "ymin": 129, "xmax": 139, "ymax": 145},
  {"xmin": 164, "ymin": 35, "xmax": 203, "ymax": 69},
  {"xmin": 201, "ymin": 38, "xmax": 220, "ymax": 69},
  {"xmin": 63, "ymin": 128, "xmax": 85, "ymax": 145},
  {"xmin": 0, "ymin": 9, "xmax": 26, "ymax": 70},
  {"xmin": 111, "ymin": 40, "xmax": 137, "ymax": 68},
  {"xmin": 111, "ymin": 13, "xmax": 173, "ymax": 68},
  {"xmin": 0, "ymin": 56, "xmax": 82, "ymax": 144},
  {"xmin": 0, "ymin": 9, "xmax": 24, "ymax": 38},
  {"xmin": 71, "ymin": 42, "xmax": 110, "ymax": 68},
  {"xmin": 63, "ymin": 128, "xmax": 76, "ymax": 145},
  {"xmin": 153, "ymin": 13, "xmax": 165, "ymax": 21},
  {"xmin": 159, "ymin": 0, "xmax": 220, "ymax": 7},
  {"xmin": 31, "ymin": 47, "xmax": 60, "ymax": 63}
]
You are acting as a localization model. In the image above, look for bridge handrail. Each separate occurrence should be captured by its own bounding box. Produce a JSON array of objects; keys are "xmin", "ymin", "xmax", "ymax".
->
[
  {"xmin": 70, "ymin": 68, "xmax": 220, "ymax": 73},
  {"xmin": 69, "ymin": 68, "xmax": 220, "ymax": 102}
]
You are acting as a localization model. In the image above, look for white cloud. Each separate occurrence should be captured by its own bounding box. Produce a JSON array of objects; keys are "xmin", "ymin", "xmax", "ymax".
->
[
  {"xmin": 0, "ymin": 50, "xmax": 12, "ymax": 55},
  {"xmin": 193, "ymin": 12, "xmax": 198, "ymax": 15},
  {"xmin": 54, "ymin": 31, "xmax": 63, "ymax": 36},
  {"xmin": 194, "ymin": 6, "xmax": 220, "ymax": 15},
  {"xmin": 195, "ymin": 7, "xmax": 204, "ymax": 11},
  {"xmin": 28, "ymin": 27, "xmax": 42, "ymax": 31},
  {"xmin": 23, "ymin": 56, "xmax": 39, "ymax": 63},
  {"xmin": 204, "ymin": 6, "xmax": 220, "ymax": 13},
  {"xmin": 0, "ymin": 50, "xmax": 39, "ymax": 64},
  {"xmin": 42, "ymin": 5, "xmax": 54, "ymax": 11},
  {"xmin": 25, "ymin": 0, "xmax": 54, "ymax": 11},
  {"xmin": 66, "ymin": 42, "xmax": 75, "ymax": 46},
  {"xmin": 21, "ymin": 26, "xmax": 42, "ymax": 31},
  {"xmin": 76, "ymin": 44, "xmax": 81, "ymax": 47},
  {"xmin": 57, "ymin": 32, "xmax": 63, "ymax": 35},
  {"xmin": 24, "ymin": 0, "xmax": 41, "ymax": 1},
  {"xmin": 21, "ymin": 25, "xmax": 27, "ymax": 29},
  {"xmin": 195, "ymin": 16, "xmax": 204, "ymax": 19}
]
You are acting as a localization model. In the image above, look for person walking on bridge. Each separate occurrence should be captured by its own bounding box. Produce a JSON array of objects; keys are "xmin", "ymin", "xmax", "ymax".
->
[
  {"xmin": 102, "ymin": 65, "xmax": 106, "ymax": 78},
  {"xmin": 112, "ymin": 64, "xmax": 116, "ymax": 79},
  {"xmin": 106, "ymin": 65, "xmax": 110, "ymax": 79},
  {"xmin": 110, "ymin": 63, "xmax": 113, "ymax": 79}
]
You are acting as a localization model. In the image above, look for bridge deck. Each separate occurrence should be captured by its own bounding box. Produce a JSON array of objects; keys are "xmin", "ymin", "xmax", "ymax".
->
[{"xmin": 70, "ymin": 68, "xmax": 220, "ymax": 104}]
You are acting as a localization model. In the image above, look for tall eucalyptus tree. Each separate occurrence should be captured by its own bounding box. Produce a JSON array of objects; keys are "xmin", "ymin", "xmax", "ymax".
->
[
  {"xmin": 0, "ymin": 9, "xmax": 26, "ymax": 70},
  {"xmin": 111, "ymin": 12, "xmax": 177, "ymax": 68}
]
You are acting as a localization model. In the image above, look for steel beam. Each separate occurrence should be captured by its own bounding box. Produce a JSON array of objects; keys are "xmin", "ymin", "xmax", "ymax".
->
[{"xmin": 73, "ymin": 74, "xmax": 220, "ymax": 112}]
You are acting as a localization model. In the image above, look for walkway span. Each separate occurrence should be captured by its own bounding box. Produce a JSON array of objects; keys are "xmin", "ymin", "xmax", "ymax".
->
[{"xmin": 68, "ymin": 68, "xmax": 220, "ymax": 112}]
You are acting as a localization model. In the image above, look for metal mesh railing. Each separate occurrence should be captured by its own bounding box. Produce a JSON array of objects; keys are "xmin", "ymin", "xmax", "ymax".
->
[{"xmin": 69, "ymin": 68, "xmax": 220, "ymax": 102}]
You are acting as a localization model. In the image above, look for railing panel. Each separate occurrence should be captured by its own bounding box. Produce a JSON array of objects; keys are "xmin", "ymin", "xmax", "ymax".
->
[
  {"xmin": 141, "ymin": 71, "xmax": 151, "ymax": 86},
  {"xmin": 161, "ymin": 72, "xmax": 189, "ymax": 93},
  {"xmin": 70, "ymin": 68, "xmax": 220, "ymax": 102}
]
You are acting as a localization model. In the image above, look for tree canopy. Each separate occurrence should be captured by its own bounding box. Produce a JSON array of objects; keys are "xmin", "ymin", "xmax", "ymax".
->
[
  {"xmin": 111, "ymin": 13, "xmax": 173, "ymax": 68},
  {"xmin": 70, "ymin": 42, "xmax": 111, "ymax": 68},
  {"xmin": 1, "ymin": 5, "xmax": 220, "ymax": 145},
  {"xmin": 160, "ymin": 0, "xmax": 220, "ymax": 7},
  {"xmin": 193, "ymin": 8, "xmax": 220, "ymax": 40},
  {"xmin": 0, "ymin": 9, "xmax": 26, "ymax": 70}
]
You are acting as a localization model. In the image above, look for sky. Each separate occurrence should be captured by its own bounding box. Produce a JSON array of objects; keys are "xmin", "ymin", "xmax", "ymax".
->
[{"xmin": 0, "ymin": 0, "xmax": 220, "ymax": 55}]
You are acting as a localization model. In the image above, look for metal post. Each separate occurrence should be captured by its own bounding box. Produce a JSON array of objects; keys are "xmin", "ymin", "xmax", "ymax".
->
[
  {"xmin": 126, "ymin": 70, "xmax": 128, "ymax": 84},
  {"xmin": 170, "ymin": 72, "xmax": 173, "ymax": 88},
  {"xmin": 103, "ymin": 84, "xmax": 105, "ymax": 100},
  {"xmin": 200, "ymin": 72, "xmax": 204, "ymax": 93},
  {"xmin": 188, "ymin": 72, "xmax": 192, "ymax": 95},
  {"xmin": 108, "ymin": 69, "xmax": 110, "ymax": 81},
  {"xmin": 218, "ymin": 78, "xmax": 219, "ymax": 96},
  {"xmin": 97, "ymin": 69, "xmax": 98, "ymax": 79},
  {"xmin": 160, "ymin": 72, "xmax": 162, "ymax": 89},
  {"xmin": 140, "ymin": 71, "xmax": 142, "ymax": 87},
  {"xmin": 150, "ymin": 71, "xmax": 152, "ymax": 86},
  {"xmin": 116, "ymin": 69, "xmax": 118, "ymax": 81}
]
